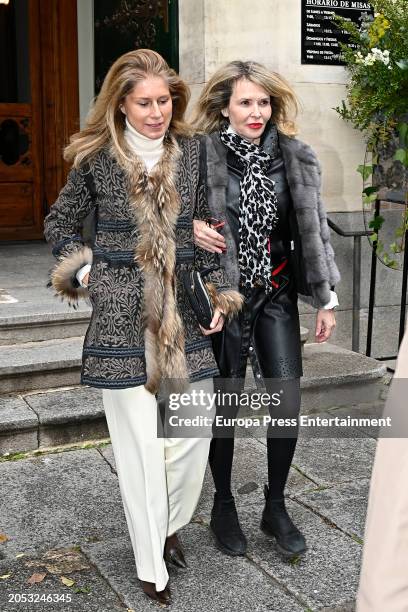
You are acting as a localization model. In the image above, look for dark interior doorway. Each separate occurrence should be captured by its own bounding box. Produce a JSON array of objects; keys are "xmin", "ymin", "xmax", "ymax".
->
[{"xmin": 94, "ymin": 0, "xmax": 179, "ymax": 93}]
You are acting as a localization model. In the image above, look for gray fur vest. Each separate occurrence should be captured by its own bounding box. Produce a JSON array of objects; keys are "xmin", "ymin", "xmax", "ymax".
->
[{"xmin": 204, "ymin": 131, "xmax": 340, "ymax": 308}]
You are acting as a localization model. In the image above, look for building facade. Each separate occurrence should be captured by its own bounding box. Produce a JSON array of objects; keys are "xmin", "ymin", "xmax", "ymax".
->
[{"xmin": 2, "ymin": 0, "xmax": 402, "ymax": 357}]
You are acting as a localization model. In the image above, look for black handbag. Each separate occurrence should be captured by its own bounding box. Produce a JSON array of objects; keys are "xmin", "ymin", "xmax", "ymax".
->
[{"xmin": 181, "ymin": 268, "xmax": 216, "ymax": 329}]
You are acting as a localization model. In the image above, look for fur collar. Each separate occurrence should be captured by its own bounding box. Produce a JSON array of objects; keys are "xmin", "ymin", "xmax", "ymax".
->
[{"xmin": 111, "ymin": 134, "xmax": 189, "ymax": 393}]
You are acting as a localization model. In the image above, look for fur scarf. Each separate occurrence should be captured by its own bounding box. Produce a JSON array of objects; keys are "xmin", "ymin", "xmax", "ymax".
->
[{"xmin": 113, "ymin": 135, "xmax": 189, "ymax": 393}]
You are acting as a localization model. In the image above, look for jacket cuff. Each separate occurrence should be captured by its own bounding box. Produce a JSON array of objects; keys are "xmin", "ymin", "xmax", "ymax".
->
[
  {"xmin": 311, "ymin": 280, "xmax": 331, "ymax": 309},
  {"xmin": 50, "ymin": 246, "xmax": 93, "ymax": 304},
  {"xmin": 205, "ymin": 283, "xmax": 244, "ymax": 320},
  {"xmin": 322, "ymin": 290, "xmax": 339, "ymax": 310}
]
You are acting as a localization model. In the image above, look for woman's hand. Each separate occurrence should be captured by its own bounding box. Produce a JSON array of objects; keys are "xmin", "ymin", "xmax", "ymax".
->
[
  {"xmin": 200, "ymin": 308, "xmax": 225, "ymax": 336},
  {"xmin": 315, "ymin": 308, "xmax": 336, "ymax": 343},
  {"xmin": 193, "ymin": 220, "xmax": 226, "ymax": 254}
]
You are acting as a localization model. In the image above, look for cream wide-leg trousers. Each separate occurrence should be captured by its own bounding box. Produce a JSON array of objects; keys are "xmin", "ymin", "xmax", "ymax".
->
[
  {"xmin": 357, "ymin": 330, "xmax": 408, "ymax": 611},
  {"xmin": 102, "ymin": 378, "xmax": 213, "ymax": 592}
]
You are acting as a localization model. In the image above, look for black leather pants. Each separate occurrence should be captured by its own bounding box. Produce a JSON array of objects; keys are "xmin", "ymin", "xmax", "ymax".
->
[
  {"xmin": 209, "ymin": 281, "xmax": 302, "ymax": 500},
  {"xmin": 212, "ymin": 279, "xmax": 302, "ymax": 381}
]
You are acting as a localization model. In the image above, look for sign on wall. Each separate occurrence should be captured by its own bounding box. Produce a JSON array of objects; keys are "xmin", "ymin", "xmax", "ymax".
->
[{"xmin": 301, "ymin": 0, "xmax": 373, "ymax": 65}]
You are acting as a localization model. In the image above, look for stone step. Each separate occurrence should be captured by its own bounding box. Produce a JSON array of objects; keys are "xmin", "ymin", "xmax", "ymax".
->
[
  {"xmin": 0, "ymin": 337, "xmax": 84, "ymax": 394},
  {"xmin": 0, "ymin": 388, "xmax": 107, "ymax": 455},
  {"xmin": 0, "ymin": 326, "xmax": 310, "ymax": 394},
  {"xmin": 300, "ymin": 325, "xmax": 309, "ymax": 345},
  {"xmin": 0, "ymin": 336, "xmax": 386, "ymax": 399},
  {"xmin": 0, "ymin": 288, "xmax": 91, "ymax": 344},
  {"xmin": 246, "ymin": 342, "xmax": 387, "ymax": 413},
  {"xmin": 0, "ymin": 311, "xmax": 91, "ymax": 345},
  {"xmin": 0, "ymin": 341, "xmax": 387, "ymax": 454},
  {"xmin": 0, "ymin": 293, "xmax": 307, "ymax": 344}
]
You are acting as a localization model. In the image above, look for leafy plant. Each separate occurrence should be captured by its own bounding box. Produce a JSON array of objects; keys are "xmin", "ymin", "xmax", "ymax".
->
[
  {"xmin": 335, "ymin": 0, "xmax": 408, "ymax": 269},
  {"xmin": 335, "ymin": 1, "xmax": 408, "ymax": 142}
]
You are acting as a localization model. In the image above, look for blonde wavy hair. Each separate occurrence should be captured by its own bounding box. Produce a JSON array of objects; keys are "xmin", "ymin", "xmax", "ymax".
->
[
  {"xmin": 191, "ymin": 61, "xmax": 299, "ymax": 136},
  {"xmin": 65, "ymin": 49, "xmax": 191, "ymax": 168}
]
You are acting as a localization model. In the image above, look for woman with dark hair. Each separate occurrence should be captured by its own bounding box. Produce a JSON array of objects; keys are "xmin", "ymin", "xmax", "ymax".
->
[
  {"xmin": 44, "ymin": 49, "xmax": 242, "ymax": 605},
  {"xmin": 191, "ymin": 60, "xmax": 340, "ymax": 559}
]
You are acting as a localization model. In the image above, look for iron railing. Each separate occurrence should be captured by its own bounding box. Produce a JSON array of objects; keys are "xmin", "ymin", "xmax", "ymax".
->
[
  {"xmin": 329, "ymin": 197, "xmax": 408, "ymax": 360},
  {"xmin": 327, "ymin": 218, "xmax": 374, "ymax": 352}
]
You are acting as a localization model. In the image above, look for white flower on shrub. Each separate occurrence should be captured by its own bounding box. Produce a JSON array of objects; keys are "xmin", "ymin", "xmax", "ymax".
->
[
  {"xmin": 372, "ymin": 48, "xmax": 390, "ymax": 65},
  {"xmin": 355, "ymin": 48, "xmax": 390, "ymax": 66}
]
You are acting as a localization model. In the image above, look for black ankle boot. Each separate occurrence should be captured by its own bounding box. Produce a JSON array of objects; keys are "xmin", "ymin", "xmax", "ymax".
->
[
  {"xmin": 260, "ymin": 485, "xmax": 306, "ymax": 558},
  {"xmin": 210, "ymin": 494, "xmax": 247, "ymax": 556}
]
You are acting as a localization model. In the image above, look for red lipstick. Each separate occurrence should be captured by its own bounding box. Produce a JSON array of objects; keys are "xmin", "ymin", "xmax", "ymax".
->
[{"xmin": 248, "ymin": 123, "xmax": 263, "ymax": 129}]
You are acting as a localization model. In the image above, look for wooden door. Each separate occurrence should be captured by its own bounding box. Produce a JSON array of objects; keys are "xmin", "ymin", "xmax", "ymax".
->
[
  {"xmin": 0, "ymin": 0, "xmax": 79, "ymax": 241},
  {"xmin": 0, "ymin": 0, "xmax": 43, "ymax": 239}
]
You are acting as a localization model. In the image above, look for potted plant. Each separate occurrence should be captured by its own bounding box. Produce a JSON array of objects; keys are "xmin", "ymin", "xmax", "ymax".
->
[{"xmin": 335, "ymin": 0, "xmax": 408, "ymax": 269}]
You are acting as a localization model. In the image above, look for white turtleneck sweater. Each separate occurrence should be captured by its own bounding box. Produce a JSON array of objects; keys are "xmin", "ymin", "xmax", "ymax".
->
[
  {"xmin": 123, "ymin": 118, "xmax": 165, "ymax": 172},
  {"xmin": 76, "ymin": 120, "xmax": 165, "ymax": 287}
]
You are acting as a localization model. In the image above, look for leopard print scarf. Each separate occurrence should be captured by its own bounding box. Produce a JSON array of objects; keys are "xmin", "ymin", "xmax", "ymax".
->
[{"xmin": 220, "ymin": 123, "xmax": 279, "ymax": 294}]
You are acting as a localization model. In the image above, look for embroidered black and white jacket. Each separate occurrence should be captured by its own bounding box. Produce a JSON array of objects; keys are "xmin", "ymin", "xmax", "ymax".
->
[{"xmin": 44, "ymin": 136, "xmax": 242, "ymax": 390}]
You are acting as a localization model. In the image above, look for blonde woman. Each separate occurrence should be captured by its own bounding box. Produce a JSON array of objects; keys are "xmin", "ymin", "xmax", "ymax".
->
[
  {"xmin": 191, "ymin": 61, "xmax": 340, "ymax": 559},
  {"xmin": 44, "ymin": 49, "xmax": 242, "ymax": 605}
]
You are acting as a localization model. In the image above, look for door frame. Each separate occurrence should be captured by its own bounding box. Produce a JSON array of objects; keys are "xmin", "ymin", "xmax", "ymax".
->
[
  {"xmin": 40, "ymin": 0, "xmax": 79, "ymax": 215},
  {"xmin": 0, "ymin": 0, "xmax": 79, "ymax": 241},
  {"xmin": 0, "ymin": 0, "xmax": 43, "ymax": 240}
]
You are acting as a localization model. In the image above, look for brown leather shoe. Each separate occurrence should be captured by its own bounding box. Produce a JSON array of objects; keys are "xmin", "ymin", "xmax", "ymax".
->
[
  {"xmin": 164, "ymin": 533, "xmax": 187, "ymax": 568},
  {"xmin": 140, "ymin": 580, "xmax": 171, "ymax": 605}
]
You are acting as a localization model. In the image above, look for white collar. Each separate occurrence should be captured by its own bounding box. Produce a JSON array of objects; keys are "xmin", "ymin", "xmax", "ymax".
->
[{"xmin": 124, "ymin": 118, "xmax": 165, "ymax": 154}]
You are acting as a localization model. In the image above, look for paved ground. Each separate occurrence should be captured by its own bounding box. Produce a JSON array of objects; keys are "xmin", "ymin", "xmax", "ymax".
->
[
  {"xmin": 0, "ymin": 411, "xmax": 378, "ymax": 612},
  {"xmin": 0, "ymin": 241, "xmax": 381, "ymax": 610}
]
